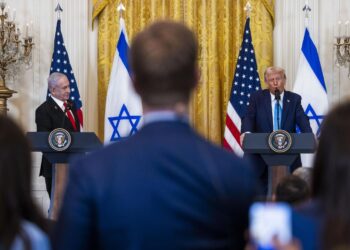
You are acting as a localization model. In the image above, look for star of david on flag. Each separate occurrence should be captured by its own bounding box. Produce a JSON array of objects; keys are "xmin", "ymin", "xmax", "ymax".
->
[
  {"xmin": 108, "ymin": 104, "xmax": 141, "ymax": 141},
  {"xmin": 49, "ymin": 19, "xmax": 83, "ymax": 128},
  {"xmin": 223, "ymin": 17, "xmax": 261, "ymax": 156},
  {"xmin": 104, "ymin": 17, "xmax": 143, "ymax": 143}
]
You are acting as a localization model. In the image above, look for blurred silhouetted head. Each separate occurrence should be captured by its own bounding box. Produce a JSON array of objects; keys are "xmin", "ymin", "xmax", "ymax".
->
[
  {"xmin": 0, "ymin": 116, "xmax": 46, "ymax": 248},
  {"xmin": 130, "ymin": 20, "xmax": 198, "ymax": 109},
  {"xmin": 275, "ymin": 175, "xmax": 310, "ymax": 205},
  {"xmin": 312, "ymin": 101, "xmax": 350, "ymax": 248},
  {"xmin": 292, "ymin": 167, "xmax": 312, "ymax": 188}
]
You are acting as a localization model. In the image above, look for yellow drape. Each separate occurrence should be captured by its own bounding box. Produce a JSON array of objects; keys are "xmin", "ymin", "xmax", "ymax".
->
[{"xmin": 93, "ymin": 0, "xmax": 274, "ymax": 144}]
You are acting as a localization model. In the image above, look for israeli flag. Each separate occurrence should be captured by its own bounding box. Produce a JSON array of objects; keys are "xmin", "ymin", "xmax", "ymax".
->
[
  {"xmin": 293, "ymin": 28, "xmax": 328, "ymax": 167},
  {"xmin": 104, "ymin": 18, "xmax": 142, "ymax": 143}
]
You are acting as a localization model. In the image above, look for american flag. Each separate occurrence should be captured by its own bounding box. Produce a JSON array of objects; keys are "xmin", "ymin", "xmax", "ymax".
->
[
  {"xmin": 48, "ymin": 19, "xmax": 83, "ymax": 128},
  {"xmin": 223, "ymin": 17, "xmax": 260, "ymax": 156}
]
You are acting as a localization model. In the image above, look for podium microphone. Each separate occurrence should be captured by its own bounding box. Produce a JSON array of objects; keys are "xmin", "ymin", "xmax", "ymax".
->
[
  {"xmin": 275, "ymin": 89, "xmax": 281, "ymax": 130},
  {"xmin": 275, "ymin": 89, "xmax": 281, "ymax": 101}
]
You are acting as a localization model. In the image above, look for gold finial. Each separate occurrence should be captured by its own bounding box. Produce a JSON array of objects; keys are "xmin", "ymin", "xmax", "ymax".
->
[
  {"xmin": 244, "ymin": 1, "xmax": 252, "ymax": 18},
  {"xmin": 117, "ymin": 3, "xmax": 125, "ymax": 18}
]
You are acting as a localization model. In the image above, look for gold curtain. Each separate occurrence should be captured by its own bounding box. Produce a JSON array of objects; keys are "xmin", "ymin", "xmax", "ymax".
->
[{"xmin": 93, "ymin": 0, "xmax": 274, "ymax": 144}]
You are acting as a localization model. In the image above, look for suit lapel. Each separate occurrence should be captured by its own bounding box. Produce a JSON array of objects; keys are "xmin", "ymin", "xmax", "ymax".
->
[
  {"xmin": 281, "ymin": 91, "xmax": 290, "ymax": 129},
  {"xmin": 48, "ymin": 97, "xmax": 64, "ymax": 118},
  {"xmin": 263, "ymin": 90, "xmax": 273, "ymax": 131}
]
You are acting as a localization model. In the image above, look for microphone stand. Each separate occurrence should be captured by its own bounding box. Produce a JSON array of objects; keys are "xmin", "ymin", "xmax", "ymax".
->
[{"xmin": 275, "ymin": 89, "xmax": 281, "ymax": 130}]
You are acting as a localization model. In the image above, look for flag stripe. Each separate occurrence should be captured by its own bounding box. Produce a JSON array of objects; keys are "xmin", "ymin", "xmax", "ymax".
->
[
  {"xmin": 301, "ymin": 28, "xmax": 326, "ymax": 91},
  {"xmin": 117, "ymin": 31, "xmax": 131, "ymax": 76},
  {"xmin": 223, "ymin": 129, "xmax": 244, "ymax": 156},
  {"xmin": 226, "ymin": 104, "xmax": 241, "ymax": 144}
]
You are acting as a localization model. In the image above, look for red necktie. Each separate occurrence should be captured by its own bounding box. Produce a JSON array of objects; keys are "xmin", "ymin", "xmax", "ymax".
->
[{"xmin": 64, "ymin": 102, "xmax": 77, "ymax": 131}]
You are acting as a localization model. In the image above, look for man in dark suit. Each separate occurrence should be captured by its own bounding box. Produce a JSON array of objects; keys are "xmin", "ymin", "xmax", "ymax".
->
[
  {"xmin": 241, "ymin": 66, "xmax": 312, "ymax": 191},
  {"xmin": 35, "ymin": 72, "xmax": 81, "ymax": 198},
  {"xmin": 53, "ymin": 21, "xmax": 260, "ymax": 250}
]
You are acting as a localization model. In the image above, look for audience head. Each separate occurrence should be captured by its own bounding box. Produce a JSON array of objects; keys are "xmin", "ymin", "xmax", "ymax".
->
[
  {"xmin": 274, "ymin": 175, "xmax": 310, "ymax": 205},
  {"xmin": 48, "ymin": 72, "xmax": 70, "ymax": 102},
  {"xmin": 0, "ymin": 116, "xmax": 46, "ymax": 248},
  {"xmin": 312, "ymin": 101, "xmax": 350, "ymax": 248},
  {"xmin": 292, "ymin": 167, "xmax": 312, "ymax": 188},
  {"xmin": 264, "ymin": 66, "xmax": 286, "ymax": 94},
  {"xmin": 130, "ymin": 20, "xmax": 198, "ymax": 110}
]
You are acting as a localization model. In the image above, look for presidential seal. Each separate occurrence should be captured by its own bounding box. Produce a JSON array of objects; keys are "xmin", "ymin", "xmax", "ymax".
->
[
  {"xmin": 48, "ymin": 128, "xmax": 72, "ymax": 152},
  {"xmin": 268, "ymin": 130, "xmax": 293, "ymax": 153}
]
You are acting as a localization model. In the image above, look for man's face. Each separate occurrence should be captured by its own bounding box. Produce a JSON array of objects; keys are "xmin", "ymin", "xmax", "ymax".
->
[
  {"xmin": 266, "ymin": 71, "xmax": 286, "ymax": 94},
  {"xmin": 51, "ymin": 76, "xmax": 70, "ymax": 101}
]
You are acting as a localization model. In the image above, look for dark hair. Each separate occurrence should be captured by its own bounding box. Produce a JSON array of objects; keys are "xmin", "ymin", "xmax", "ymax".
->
[
  {"xmin": 0, "ymin": 116, "xmax": 47, "ymax": 249},
  {"xmin": 312, "ymin": 101, "xmax": 350, "ymax": 248},
  {"xmin": 275, "ymin": 175, "xmax": 310, "ymax": 205},
  {"xmin": 130, "ymin": 20, "xmax": 198, "ymax": 107}
]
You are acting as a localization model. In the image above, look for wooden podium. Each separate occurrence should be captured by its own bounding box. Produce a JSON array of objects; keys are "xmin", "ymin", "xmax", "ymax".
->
[
  {"xmin": 242, "ymin": 133, "xmax": 316, "ymax": 197},
  {"xmin": 27, "ymin": 132, "xmax": 102, "ymax": 219}
]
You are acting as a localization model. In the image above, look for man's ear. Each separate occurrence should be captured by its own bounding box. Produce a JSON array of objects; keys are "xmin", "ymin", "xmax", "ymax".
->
[{"xmin": 49, "ymin": 87, "xmax": 55, "ymax": 96}]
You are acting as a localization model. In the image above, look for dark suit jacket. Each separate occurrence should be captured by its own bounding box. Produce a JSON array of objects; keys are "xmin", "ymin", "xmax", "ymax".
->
[
  {"xmin": 35, "ymin": 97, "xmax": 80, "ymax": 177},
  {"xmin": 241, "ymin": 89, "xmax": 312, "ymax": 175},
  {"xmin": 53, "ymin": 121, "xmax": 260, "ymax": 250}
]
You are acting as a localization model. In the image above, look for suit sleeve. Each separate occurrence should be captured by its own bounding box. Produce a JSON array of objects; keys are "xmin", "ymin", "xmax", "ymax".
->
[
  {"xmin": 241, "ymin": 93, "xmax": 256, "ymax": 133},
  {"xmin": 295, "ymin": 95, "xmax": 312, "ymax": 133},
  {"xmin": 35, "ymin": 106, "xmax": 53, "ymax": 132},
  {"xmin": 52, "ymin": 158, "xmax": 95, "ymax": 250}
]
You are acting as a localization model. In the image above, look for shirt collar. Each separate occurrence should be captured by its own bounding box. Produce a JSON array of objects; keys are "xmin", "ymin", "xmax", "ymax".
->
[
  {"xmin": 143, "ymin": 111, "xmax": 189, "ymax": 125},
  {"xmin": 50, "ymin": 95, "xmax": 65, "ymax": 110}
]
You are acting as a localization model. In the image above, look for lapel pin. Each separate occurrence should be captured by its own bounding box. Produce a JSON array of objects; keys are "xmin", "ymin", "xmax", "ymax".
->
[{"xmin": 287, "ymin": 99, "xmax": 290, "ymax": 103}]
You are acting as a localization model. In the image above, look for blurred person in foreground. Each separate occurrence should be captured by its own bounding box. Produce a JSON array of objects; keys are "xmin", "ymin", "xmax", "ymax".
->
[
  {"xmin": 53, "ymin": 20, "xmax": 260, "ymax": 250},
  {"xmin": 292, "ymin": 101, "xmax": 350, "ymax": 250},
  {"xmin": 0, "ymin": 116, "xmax": 50, "ymax": 249}
]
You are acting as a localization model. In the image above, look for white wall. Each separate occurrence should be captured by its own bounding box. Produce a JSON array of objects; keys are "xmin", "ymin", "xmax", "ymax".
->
[
  {"xmin": 5, "ymin": 0, "xmax": 97, "ymax": 216},
  {"xmin": 274, "ymin": 0, "xmax": 350, "ymax": 105}
]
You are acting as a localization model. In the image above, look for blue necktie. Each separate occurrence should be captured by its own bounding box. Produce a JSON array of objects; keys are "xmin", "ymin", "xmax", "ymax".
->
[{"xmin": 274, "ymin": 101, "xmax": 282, "ymax": 131}]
